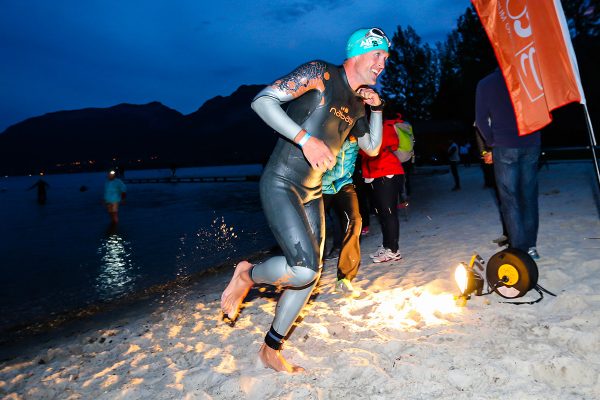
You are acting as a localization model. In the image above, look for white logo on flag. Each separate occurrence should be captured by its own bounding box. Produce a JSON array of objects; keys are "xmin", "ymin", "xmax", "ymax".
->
[{"xmin": 500, "ymin": 0, "xmax": 544, "ymax": 102}]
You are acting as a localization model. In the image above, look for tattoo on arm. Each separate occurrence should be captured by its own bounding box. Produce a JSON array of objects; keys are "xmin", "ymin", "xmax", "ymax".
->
[{"xmin": 271, "ymin": 61, "xmax": 328, "ymax": 100}]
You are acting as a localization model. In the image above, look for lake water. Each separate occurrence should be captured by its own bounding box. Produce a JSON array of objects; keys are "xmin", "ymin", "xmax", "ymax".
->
[{"xmin": 0, "ymin": 165, "xmax": 275, "ymax": 334}]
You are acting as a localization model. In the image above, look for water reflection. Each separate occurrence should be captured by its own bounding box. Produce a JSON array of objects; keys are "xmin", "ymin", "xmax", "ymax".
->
[{"xmin": 96, "ymin": 230, "xmax": 136, "ymax": 300}]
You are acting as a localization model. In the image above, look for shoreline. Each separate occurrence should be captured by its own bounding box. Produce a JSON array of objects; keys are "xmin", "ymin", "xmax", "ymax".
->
[
  {"xmin": 1, "ymin": 159, "xmax": 596, "ymax": 348},
  {"xmin": 0, "ymin": 245, "xmax": 280, "ymax": 358}
]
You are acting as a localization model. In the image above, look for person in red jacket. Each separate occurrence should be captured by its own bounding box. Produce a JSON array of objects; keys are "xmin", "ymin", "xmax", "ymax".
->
[{"xmin": 361, "ymin": 115, "xmax": 405, "ymax": 263}]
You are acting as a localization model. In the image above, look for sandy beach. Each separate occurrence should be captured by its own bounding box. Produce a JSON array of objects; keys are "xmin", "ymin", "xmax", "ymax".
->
[{"xmin": 1, "ymin": 161, "xmax": 600, "ymax": 400}]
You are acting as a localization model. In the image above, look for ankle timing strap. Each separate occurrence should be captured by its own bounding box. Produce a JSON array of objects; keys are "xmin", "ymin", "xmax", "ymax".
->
[{"xmin": 265, "ymin": 326, "xmax": 284, "ymax": 350}]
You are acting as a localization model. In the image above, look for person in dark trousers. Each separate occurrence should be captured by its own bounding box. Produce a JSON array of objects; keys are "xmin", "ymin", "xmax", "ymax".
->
[
  {"xmin": 447, "ymin": 139, "xmax": 461, "ymax": 190},
  {"xmin": 476, "ymin": 69, "xmax": 541, "ymax": 259},
  {"xmin": 362, "ymin": 115, "xmax": 405, "ymax": 263},
  {"xmin": 322, "ymin": 135, "xmax": 362, "ymax": 298},
  {"xmin": 475, "ymin": 124, "xmax": 508, "ymax": 247},
  {"xmin": 220, "ymin": 27, "xmax": 388, "ymax": 372}
]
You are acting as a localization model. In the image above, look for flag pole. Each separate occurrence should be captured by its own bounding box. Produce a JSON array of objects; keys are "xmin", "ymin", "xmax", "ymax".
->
[
  {"xmin": 582, "ymin": 105, "xmax": 600, "ymax": 195},
  {"xmin": 584, "ymin": 105, "xmax": 597, "ymax": 146}
]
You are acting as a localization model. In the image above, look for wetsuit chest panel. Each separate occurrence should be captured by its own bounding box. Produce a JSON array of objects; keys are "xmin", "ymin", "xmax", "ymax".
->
[
  {"xmin": 263, "ymin": 63, "xmax": 366, "ymax": 200},
  {"xmin": 287, "ymin": 64, "xmax": 365, "ymax": 156}
]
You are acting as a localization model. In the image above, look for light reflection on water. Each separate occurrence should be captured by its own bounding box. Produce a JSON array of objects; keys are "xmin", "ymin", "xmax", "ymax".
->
[{"xmin": 96, "ymin": 232, "xmax": 137, "ymax": 300}]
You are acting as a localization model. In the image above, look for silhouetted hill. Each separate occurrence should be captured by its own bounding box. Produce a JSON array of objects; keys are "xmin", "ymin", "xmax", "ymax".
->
[
  {"xmin": 0, "ymin": 85, "xmax": 276, "ymax": 175},
  {"xmin": 1, "ymin": 83, "xmax": 592, "ymax": 176},
  {"xmin": 179, "ymin": 85, "xmax": 275, "ymax": 166}
]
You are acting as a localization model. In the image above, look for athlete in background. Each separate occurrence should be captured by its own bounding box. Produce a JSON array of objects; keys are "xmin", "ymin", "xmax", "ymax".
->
[{"xmin": 104, "ymin": 170, "xmax": 126, "ymax": 225}]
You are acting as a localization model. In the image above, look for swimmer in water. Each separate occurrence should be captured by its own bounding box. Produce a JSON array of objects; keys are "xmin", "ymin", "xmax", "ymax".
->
[{"xmin": 221, "ymin": 27, "xmax": 390, "ymax": 372}]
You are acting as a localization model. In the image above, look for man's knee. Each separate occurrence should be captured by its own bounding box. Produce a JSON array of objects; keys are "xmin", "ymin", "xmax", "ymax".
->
[{"xmin": 287, "ymin": 265, "xmax": 320, "ymax": 287}]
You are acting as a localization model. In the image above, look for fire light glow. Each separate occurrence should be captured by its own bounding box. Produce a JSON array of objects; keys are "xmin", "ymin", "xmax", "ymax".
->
[
  {"xmin": 454, "ymin": 263, "xmax": 468, "ymax": 295},
  {"xmin": 338, "ymin": 287, "xmax": 461, "ymax": 330}
]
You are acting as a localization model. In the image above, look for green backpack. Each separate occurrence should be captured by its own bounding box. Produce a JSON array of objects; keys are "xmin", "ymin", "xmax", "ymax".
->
[{"xmin": 394, "ymin": 121, "xmax": 414, "ymax": 162}]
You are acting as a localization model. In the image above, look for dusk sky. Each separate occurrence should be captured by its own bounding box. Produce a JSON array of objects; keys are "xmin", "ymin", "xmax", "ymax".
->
[{"xmin": 0, "ymin": 1, "xmax": 470, "ymax": 133}]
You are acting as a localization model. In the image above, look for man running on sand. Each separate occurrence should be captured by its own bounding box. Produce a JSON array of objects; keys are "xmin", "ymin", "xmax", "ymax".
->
[{"xmin": 221, "ymin": 27, "xmax": 390, "ymax": 372}]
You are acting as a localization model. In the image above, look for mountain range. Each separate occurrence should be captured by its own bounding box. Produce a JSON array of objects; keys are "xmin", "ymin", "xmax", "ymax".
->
[
  {"xmin": 0, "ymin": 85, "xmax": 276, "ymax": 175},
  {"xmin": 0, "ymin": 84, "xmax": 593, "ymax": 176}
]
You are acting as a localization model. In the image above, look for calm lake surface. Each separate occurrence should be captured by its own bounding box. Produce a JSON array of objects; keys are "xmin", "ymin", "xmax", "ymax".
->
[{"xmin": 0, "ymin": 165, "xmax": 274, "ymax": 333}]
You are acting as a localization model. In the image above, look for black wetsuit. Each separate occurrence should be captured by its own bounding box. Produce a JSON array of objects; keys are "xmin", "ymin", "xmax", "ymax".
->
[{"xmin": 250, "ymin": 60, "xmax": 380, "ymax": 350}]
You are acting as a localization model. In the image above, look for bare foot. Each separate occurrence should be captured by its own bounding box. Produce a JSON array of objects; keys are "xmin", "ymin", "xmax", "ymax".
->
[
  {"xmin": 258, "ymin": 344, "xmax": 304, "ymax": 373},
  {"xmin": 221, "ymin": 261, "xmax": 254, "ymax": 321}
]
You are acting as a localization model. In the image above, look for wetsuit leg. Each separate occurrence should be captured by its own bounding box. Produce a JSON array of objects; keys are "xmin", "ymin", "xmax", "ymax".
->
[{"xmin": 252, "ymin": 174, "xmax": 324, "ymax": 349}]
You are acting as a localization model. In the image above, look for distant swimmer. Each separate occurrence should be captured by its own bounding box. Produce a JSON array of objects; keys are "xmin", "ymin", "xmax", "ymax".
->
[
  {"xmin": 28, "ymin": 173, "xmax": 50, "ymax": 204},
  {"xmin": 104, "ymin": 170, "xmax": 127, "ymax": 224},
  {"xmin": 221, "ymin": 27, "xmax": 388, "ymax": 372}
]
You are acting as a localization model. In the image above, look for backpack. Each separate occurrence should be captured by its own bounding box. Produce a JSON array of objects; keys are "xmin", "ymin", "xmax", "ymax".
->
[{"xmin": 394, "ymin": 121, "xmax": 414, "ymax": 163}]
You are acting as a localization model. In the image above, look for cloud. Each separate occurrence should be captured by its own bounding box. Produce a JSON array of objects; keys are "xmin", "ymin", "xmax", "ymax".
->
[{"xmin": 263, "ymin": 0, "xmax": 349, "ymax": 23}]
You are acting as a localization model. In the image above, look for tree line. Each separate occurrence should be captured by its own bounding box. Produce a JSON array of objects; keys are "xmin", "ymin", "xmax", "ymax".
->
[{"xmin": 380, "ymin": 1, "xmax": 600, "ymax": 140}]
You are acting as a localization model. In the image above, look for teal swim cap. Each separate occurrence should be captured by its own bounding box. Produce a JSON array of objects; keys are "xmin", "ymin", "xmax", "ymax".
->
[{"xmin": 346, "ymin": 27, "xmax": 390, "ymax": 59}]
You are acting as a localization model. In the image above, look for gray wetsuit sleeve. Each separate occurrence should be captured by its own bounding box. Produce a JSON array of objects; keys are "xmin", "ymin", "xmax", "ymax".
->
[
  {"xmin": 356, "ymin": 111, "xmax": 383, "ymax": 156},
  {"xmin": 251, "ymin": 93, "xmax": 303, "ymax": 141},
  {"xmin": 251, "ymin": 61, "xmax": 328, "ymax": 142}
]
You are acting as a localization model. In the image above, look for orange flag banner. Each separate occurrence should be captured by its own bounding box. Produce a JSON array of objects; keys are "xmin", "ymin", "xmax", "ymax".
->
[{"xmin": 472, "ymin": 0, "xmax": 585, "ymax": 135}]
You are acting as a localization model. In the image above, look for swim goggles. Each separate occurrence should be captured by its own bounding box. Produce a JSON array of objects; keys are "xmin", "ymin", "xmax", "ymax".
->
[{"xmin": 365, "ymin": 28, "xmax": 391, "ymax": 47}]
